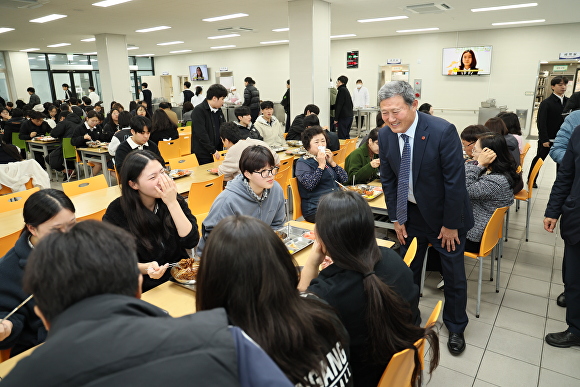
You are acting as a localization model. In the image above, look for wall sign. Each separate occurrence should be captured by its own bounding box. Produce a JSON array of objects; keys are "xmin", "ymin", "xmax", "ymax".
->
[
  {"xmin": 387, "ymin": 58, "xmax": 401, "ymax": 64},
  {"xmin": 559, "ymin": 52, "xmax": 580, "ymax": 60},
  {"xmin": 347, "ymin": 51, "xmax": 359, "ymax": 68},
  {"xmin": 553, "ymin": 65, "xmax": 568, "ymax": 72},
  {"xmin": 219, "ymin": 67, "xmax": 229, "ymax": 71}
]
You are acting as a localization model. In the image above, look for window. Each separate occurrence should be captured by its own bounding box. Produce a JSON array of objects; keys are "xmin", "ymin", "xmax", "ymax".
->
[
  {"xmin": 28, "ymin": 53, "xmax": 48, "ymax": 70},
  {"xmin": 30, "ymin": 71, "xmax": 52, "ymax": 104}
]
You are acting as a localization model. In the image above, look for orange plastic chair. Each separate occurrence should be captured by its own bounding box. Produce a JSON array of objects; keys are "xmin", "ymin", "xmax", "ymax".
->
[
  {"xmin": 511, "ymin": 158, "xmax": 543, "ymax": 241},
  {"xmin": 194, "ymin": 212, "xmax": 209, "ymax": 231},
  {"xmin": 283, "ymin": 133, "xmax": 288, "ymax": 139},
  {"xmin": 0, "ymin": 348, "xmax": 11, "ymax": 363},
  {"xmin": 179, "ymin": 134, "xmax": 191, "ymax": 156},
  {"xmin": 465, "ymin": 206, "xmax": 509, "ymax": 318},
  {"xmin": 0, "ymin": 187, "xmax": 40, "ymax": 213},
  {"xmin": 274, "ymin": 164, "xmax": 292, "ymax": 200},
  {"xmin": 158, "ymin": 140, "xmax": 181, "ymax": 161},
  {"xmin": 0, "ymin": 230, "xmax": 21, "ymax": 257},
  {"xmin": 179, "ymin": 126, "xmax": 192, "ymax": 135},
  {"xmin": 168, "ymin": 154, "xmax": 199, "ymax": 170},
  {"xmin": 403, "ymin": 237, "xmax": 417, "ymax": 267},
  {"xmin": 289, "ymin": 177, "xmax": 309, "ymax": 221},
  {"xmin": 77, "ymin": 209, "xmax": 106, "ymax": 222},
  {"xmin": 62, "ymin": 175, "xmax": 108, "ymax": 197},
  {"xmin": 377, "ymin": 346, "xmax": 416, "ymax": 387},
  {"xmin": 0, "ymin": 179, "xmax": 34, "ymax": 195},
  {"xmin": 187, "ymin": 175, "xmax": 224, "ymax": 215},
  {"xmin": 332, "ymin": 148, "xmax": 346, "ymax": 165},
  {"xmin": 416, "ymin": 300, "xmax": 442, "ymax": 370},
  {"xmin": 519, "ymin": 142, "xmax": 531, "ymax": 167}
]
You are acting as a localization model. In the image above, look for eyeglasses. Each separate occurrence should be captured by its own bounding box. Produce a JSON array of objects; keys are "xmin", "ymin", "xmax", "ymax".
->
[
  {"xmin": 253, "ymin": 167, "xmax": 280, "ymax": 178},
  {"xmin": 462, "ymin": 141, "xmax": 475, "ymax": 149}
]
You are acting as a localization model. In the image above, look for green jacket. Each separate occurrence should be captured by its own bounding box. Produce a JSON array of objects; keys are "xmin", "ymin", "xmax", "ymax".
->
[
  {"xmin": 329, "ymin": 87, "xmax": 337, "ymax": 117},
  {"xmin": 345, "ymin": 143, "xmax": 379, "ymax": 184}
]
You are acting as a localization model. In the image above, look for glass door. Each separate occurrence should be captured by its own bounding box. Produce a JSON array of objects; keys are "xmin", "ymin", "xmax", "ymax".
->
[
  {"xmin": 51, "ymin": 71, "xmax": 94, "ymax": 102},
  {"xmin": 73, "ymin": 72, "xmax": 92, "ymax": 101},
  {"xmin": 51, "ymin": 72, "xmax": 71, "ymax": 102}
]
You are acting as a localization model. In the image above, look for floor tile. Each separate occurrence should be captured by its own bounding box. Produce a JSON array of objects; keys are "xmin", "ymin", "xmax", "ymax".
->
[
  {"xmin": 477, "ymin": 351, "xmax": 539, "ymax": 387},
  {"xmin": 437, "ymin": 338, "xmax": 485, "ymax": 378},
  {"xmin": 487, "ymin": 326, "xmax": 543, "ymax": 366},
  {"xmin": 515, "ymin": 250, "xmax": 553, "ymax": 268},
  {"xmin": 506, "ymin": 274, "xmax": 550, "ymax": 298},
  {"xmin": 463, "ymin": 318, "xmax": 494, "ymax": 350},
  {"xmin": 551, "ymin": 269, "xmax": 562, "ymax": 283},
  {"xmin": 502, "ymin": 289, "xmax": 548, "ymax": 317},
  {"xmin": 425, "ymin": 366, "xmax": 475, "ymax": 387},
  {"xmin": 547, "ymin": 299, "xmax": 566, "ymax": 322},
  {"xmin": 511, "ymin": 262, "xmax": 552, "ymax": 282},
  {"xmin": 538, "ymin": 368, "xmax": 580, "ymax": 387},
  {"xmin": 494, "ymin": 307, "xmax": 546, "ymax": 339},
  {"xmin": 519, "ymin": 241, "xmax": 554, "ymax": 257},
  {"xmin": 473, "ymin": 380, "xmax": 500, "ymax": 387},
  {"xmin": 541, "ymin": 341, "xmax": 580, "ymax": 379},
  {"xmin": 466, "ymin": 299, "xmax": 501, "ymax": 325}
]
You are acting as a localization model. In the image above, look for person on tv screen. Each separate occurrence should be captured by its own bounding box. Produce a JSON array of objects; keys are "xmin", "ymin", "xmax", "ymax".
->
[
  {"xmin": 193, "ymin": 66, "xmax": 205, "ymax": 81},
  {"xmin": 457, "ymin": 50, "xmax": 479, "ymax": 75}
]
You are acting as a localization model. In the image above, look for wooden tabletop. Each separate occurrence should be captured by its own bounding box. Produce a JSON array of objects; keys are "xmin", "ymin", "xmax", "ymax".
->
[
  {"xmin": 25, "ymin": 140, "xmax": 58, "ymax": 144},
  {"xmin": 76, "ymin": 147, "xmax": 110, "ymax": 154},
  {"xmin": 367, "ymin": 180, "xmax": 387, "ymax": 210}
]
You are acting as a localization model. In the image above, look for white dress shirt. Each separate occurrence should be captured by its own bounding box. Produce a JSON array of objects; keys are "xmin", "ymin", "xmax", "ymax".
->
[{"xmin": 397, "ymin": 112, "xmax": 419, "ymax": 204}]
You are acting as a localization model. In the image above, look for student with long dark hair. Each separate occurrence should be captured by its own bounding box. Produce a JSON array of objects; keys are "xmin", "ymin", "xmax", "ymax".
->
[
  {"xmin": 103, "ymin": 150, "xmax": 198, "ymax": 291},
  {"xmin": 465, "ymin": 133, "xmax": 519, "ymax": 252},
  {"xmin": 0, "ymin": 138, "xmax": 23, "ymax": 163},
  {"xmin": 298, "ymin": 191, "xmax": 439, "ymax": 387},
  {"xmin": 484, "ymin": 117, "xmax": 520, "ymax": 167},
  {"xmin": 150, "ymin": 108, "xmax": 178, "ymax": 145},
  {"xmin": 196, "ymin": 215, "xmax": 352, "ymax": 386},
  {"xmin": 497, "ymin": 111, "xmax": 523, "ymax": 152},
  {"xmin": 0, "ymin": 189, "xmax": 76, "ymax": 357}
]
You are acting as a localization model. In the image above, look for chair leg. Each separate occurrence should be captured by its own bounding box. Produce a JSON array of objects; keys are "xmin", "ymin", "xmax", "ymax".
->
[
  {"xmin": 496, "ymin": 238, "xmax": 503, "ymax": 293},
  {"xmin": 477, "ymin": 257, "xmax": 483, "ymax": 318},
  {"xmin": 504, "ymin": 207, "xmax": 510, "ymax": 242},
  {"xmin": 419, "ymin": 246, "xmax": 429, "ymax": 297},
  {"xmin": 525, "ymin": 199, "xmax": 531, "ymax": 242},
  {"xmin": 490, "ymin": 245, "xmax": 494, "ymax": 281}
]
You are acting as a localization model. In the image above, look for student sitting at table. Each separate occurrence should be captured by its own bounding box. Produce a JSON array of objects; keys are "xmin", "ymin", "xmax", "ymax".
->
[
  {"xmin": 295, "ymin": 126, "xmax": 348, "ymax": 223},
  {"xmin": 71, "ymin": 110, "xmax": 114, "ymax": 176},
  {"xmin": 19, "ymin": 110, "xmax": 52, "ymax": 169},
  {"xmin": 1, "ymin": 220, "xmax": 293, "ymax": 387},
  {"xmin": 103, "ymin": 150, "xmax": 198, "ymax": 291},
  {"xmin": 287, "ymin": 104, "xmax": 319, "ymax": 141},
  {"xmin": 107, "ymin": 111, "xmax": 133, "ymax": 156},
  {"xmin": 0, "ymin": 138, "xmax": 23, "ymax": 164},
  {"xmin": 298, "ymin": 191, "xmax": 439, "ymax": 387},
  {"xmin": 149, "ymin": 108, "xmax": 179, "ymax": 145},
  {"xmin": 345, "ymin": 127, "xmax": 380, "ymax": 184},
  {"xmin": 234, "ymin": 105, "xmax": 263, "ymax": 140},
  {"xmin": 0, "ymin": 189, "xmax": 76, "ymax": 357},
  {"xmin": 254, "ymin": 100, "xmax": 285, "ymax": 147},
  {"xmin": 114, "ymin": 116, "xmax": 164, "ymax": 171},
  {"xmin": 197, "ymin": 215, "xmax": 352, "ymax": 386},
  {"xmin": 208, "ymin": 122, "xmax": 280, "ymax": 182},
  {"xmin": 303, "ymin": 114, "xmax": 340, "ymax": 151},
  {"xmin": 197, "ymin": 145, "xmax": 285, "ymax": 255}
]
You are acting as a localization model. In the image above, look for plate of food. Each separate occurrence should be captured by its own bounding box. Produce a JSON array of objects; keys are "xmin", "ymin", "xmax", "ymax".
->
[
  {"xmin": 285, "ymin": 147, "xmax": 307, "ymax": 156},
  {"xmin": 170, "ymin": 258, "xmax": 200, "ymax": 285},
  {"xmin": 168, "ymin": 169, "xmax": 191, "ymax": 179},
  {"xmin": 271, "ymin": 146, "xmax": 289, "ymax": 152},
  {"xmin": 346, "ymin": 184, "xmax": 383, "ymax": 201},
  {"xmin": 286, "ymin": 140, "xmax": 303, "ymax": 147},
  {"xmin": 276, "ymin": 225, "xmax": 314, "ymax": 254},
  {"xmin": 34, "ymin": 136, "xmax": 56, "ymax": 142},
  {"xmin": 99, "ymin": 142, "xmax": 109, "ymax": 149}
]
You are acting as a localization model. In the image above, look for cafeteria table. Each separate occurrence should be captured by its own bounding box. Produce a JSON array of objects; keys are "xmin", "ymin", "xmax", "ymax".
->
[
  {"xmin": 25, "ymin": 139, "xmax": 59, "ymax": 180},
  {"xmin": 76, "ymin": 147, "xmax": 112, "ymax": 186},
  {"xmin": 354, "ymin": 108, "xmax": 379, "ymax": 137}
]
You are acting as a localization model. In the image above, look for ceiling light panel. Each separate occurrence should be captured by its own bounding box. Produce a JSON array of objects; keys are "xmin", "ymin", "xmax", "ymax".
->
[
  {"xmin": 136, "ymin": 26, "xmax": 171, "ymax": 33},
  {"xmin": 202, "ymin": 13, "xmax": 248, "ymax": 22},
  {"xmin": 30, "ymin": 14, "xmax": 67, "ymax": 23},
  {"xmin": 208, "ymin": 34, "xmax": 240, "ymax": 39},
  {"xmin": 0, "ymin": 28, "xmax": 14, "ymax": 34},
  {"xmin": 211, "ymin": 45, "xmax": 236, "ymax": 49},
  {"xmin": 47, "ymin": 43, "xmax": 71, "ymax": 47},
  {"xmin": 396, "ymin": 28, "xmax": 439, "ymax": 33},
  {"xmin": 260, "ymin": 40, "xmax": 289, "ymax": 44},
  {"xmin": 492, "ymin": 19, "xmax": 545, "ymax": 25},
  {"xmin": 472, "ymin": 3, "xmax": 537, "ymax": 12},
  {"xmin": 21, "ymin": 48, "xmax": 40, "ymax": 52},
  {"xmin": 357, "ymin": 16, "xmax": 408, "ymax": 23},
  {"xmin": 92, "ymin": 0, "xmax": 132, "ymax": 7},
  {"xmin": 330, "ymin": 34, "xmax": 356, "ymax": 38},
  {"xmin": 81, "ymin": 38, "xmax": 96, "ymax": 42},
  {"xmin": 272, "ymin": 27, "xmax": 289, "ymax": 32},
  {"xmin": 170, "ymin": 50, "xmax": 192, "ymax": 53},
  {"xmin": 157, "ymin": 41, "xmax": 184, "ymax": 45}
]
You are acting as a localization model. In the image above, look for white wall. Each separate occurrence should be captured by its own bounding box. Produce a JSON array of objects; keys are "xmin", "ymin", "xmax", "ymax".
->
[
  {"xmin": 4, "ymin": 51, "xmax": 33, "ymax": 102},
  {"xmin": 155, "ymin": 22, "xmax": 580, "ymax": 135}
]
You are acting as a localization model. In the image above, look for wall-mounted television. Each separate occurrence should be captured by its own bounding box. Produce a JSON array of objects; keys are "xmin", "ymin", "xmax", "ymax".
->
[
  {"xmin": 442, "ymin": 46, "xmax": 492, "ymax": 76},
  {"xmin": 189, "ymin": 65, "xmax": 209, "ymax": 81}
]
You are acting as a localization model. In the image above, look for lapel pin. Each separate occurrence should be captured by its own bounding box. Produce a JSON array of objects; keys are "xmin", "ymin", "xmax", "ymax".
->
[{"xmin": 421, "ymin": 136, "xmax": 425, "ymax": 140}]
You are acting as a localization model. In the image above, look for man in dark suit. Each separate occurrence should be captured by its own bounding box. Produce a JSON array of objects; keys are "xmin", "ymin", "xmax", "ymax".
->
[
  {"xmin": 544, "ymin": 127, "xmax": 580, "ymax": 348},
  {"xmin": 378, "ymin": 81, "xmax": 474, "ymax": 355},
  {"xmin": 191, "ymin": 84, "xmax": 227, "ymax": 165},
  {"xmin": 530, "ymin": 76, "xmax": 569, "ymax": 188}
]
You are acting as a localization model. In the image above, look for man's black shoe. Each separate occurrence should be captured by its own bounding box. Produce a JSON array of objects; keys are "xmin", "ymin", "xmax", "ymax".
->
[
  {"xmin": 545, "ymin": 330, "xmax": 580, "ymax": 348},
  {"xmin": 533, "ymin": 183, "xmax": 538, "ymax": 189},
  {"xmin": 557, "ymin": 292, "xmax": 566, "ymax": 307},
  {"xmin": 447, "ymin": 332, "xmax": 465, "ymax": 355}
]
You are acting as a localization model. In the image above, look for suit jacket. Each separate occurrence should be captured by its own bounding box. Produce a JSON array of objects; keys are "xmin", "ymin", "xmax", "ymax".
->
[
  {"xmin": 378, "ymin": 112, "xmax": 474, "ymax": 233},
  {"xmin": 537, "ymin": 93, "xmax": 568, "ymax": 143},
  {"xmin": 545, "ymin": 126, "xmax": 580, "ymax": 245}
]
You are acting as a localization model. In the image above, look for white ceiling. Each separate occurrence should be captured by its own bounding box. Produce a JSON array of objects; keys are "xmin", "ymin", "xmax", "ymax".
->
[{"xmin": 0, "ymin": 0, "xmax": 578, "ymax": 57}]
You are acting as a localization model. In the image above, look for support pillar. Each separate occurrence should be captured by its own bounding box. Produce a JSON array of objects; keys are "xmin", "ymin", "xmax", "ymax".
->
[{"xmin": 95, "ymin": 34, "xmax": 132, "ymax": 109}]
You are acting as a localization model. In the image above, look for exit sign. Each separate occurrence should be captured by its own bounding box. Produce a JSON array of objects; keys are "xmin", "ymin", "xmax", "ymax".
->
[{"xmin": 553, "ymin": 65, "xmax": 568, "ymax": 72}]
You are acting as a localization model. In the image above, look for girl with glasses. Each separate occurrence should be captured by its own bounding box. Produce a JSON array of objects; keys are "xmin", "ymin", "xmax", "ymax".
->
[{"xmin": 196, "ymin": 145, "xmax": 286, "ymax": 256}]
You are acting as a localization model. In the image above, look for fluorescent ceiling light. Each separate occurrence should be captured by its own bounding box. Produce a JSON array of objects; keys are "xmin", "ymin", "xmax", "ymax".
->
[
  {"xmin": 135, "ymin": 54, "xmax": 154, "ymax": 57},
  {"xmin": 127, "ymin": 46, "xmax": 139, "ymax": 50},
  {"xmin": 272, "ymin": 27, "xmax": 289, "ymax": 32},
  {"xmin": 21, "ymin": 48, "xmax": 40, "ymax": 52},
  {"xmin": 157, "ymin": 41, "xmax": 184, "ymax": 45},
  {"xmin": 358, "ymin": 16, "xmax": 407, "ymax": 23},
  {"xmin": 170, "ymin": 49, "xmax": 192, "ymax": 53},
  {"xmin": 211, "ymin": 45, "xmax": 236, "ymax": 49},
  {"xmin": 81, "ymin": 37, "xmax": 95, "ymax": 42},
  {"xmin": 330, "ymin": 34, "xmax": 356, "ymax": 38},
  {"xmin": 136, "ymin": 26, "xmax": 171, "ymax": 33},
  {"xmin": 260, "ymin": 40, "xmax": 289, "ymax": 44},
  {"xmin": 83, "ymin": 52, "xmax": 97, "ymax": 55},
  {"xmin": 492, "ymin": 19, "xmax": 545, "ymax": 25},
  {"xmin": 0, "ymin": 27, "xmax": 14, "ymax": 34},
  {"xmin": 47, "ymin": 43, "xmax": 71, "ymax": 47},
  {"xmin": 396, "ymin": 27, "xmax": 439, "ymax": 33},
  {"xmin": 92, "ymin": 0, "xmax": 132, "ymax": 7},
  {"xmin": 208, "ymin": 34, "xmax": 240, "ymax": 39},
  {"xmin": 30, "ymin": 14, "xmax": 67, "ymax": 23},
  {"xmin": 472, "ymin": 3, "xmax": 537, "ymax": 12},
  {"xmin": 540, "ymin": 61, "xmax": 549, "ymax": 64},
  {"xmin": 202, "ymin": 13, "xmax": 248, "ymax": 22}
]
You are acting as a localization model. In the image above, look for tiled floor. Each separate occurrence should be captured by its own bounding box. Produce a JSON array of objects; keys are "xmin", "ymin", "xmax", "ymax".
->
[{"xmin": 419, "ymin": 155, "xmax": 580, "ymax": 387}]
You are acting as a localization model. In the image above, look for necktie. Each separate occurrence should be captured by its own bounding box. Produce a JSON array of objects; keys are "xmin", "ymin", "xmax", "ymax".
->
[{"xmin": 397, "ymin": 134, "xmax": 411, "ymax": 225}]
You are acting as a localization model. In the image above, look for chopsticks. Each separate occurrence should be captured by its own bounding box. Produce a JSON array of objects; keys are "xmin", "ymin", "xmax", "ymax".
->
[
  {"xmin": 335, "ymin": 180, "xmax": 348, "ymax": 191},
  {"xmin": 0, "ymin": 295, "xmax": 34, "ymax": 324}
]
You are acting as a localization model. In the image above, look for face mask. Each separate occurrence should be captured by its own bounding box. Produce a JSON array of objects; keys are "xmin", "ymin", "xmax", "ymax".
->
[{"xmin": 357, "ymin": 84, "xmax": 362, "ymax": 89}]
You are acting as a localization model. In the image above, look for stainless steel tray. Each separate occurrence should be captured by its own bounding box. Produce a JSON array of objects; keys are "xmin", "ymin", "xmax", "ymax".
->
[{"xmin": 276, "ymin": 225, "xmax": 314, "ymax": 254}]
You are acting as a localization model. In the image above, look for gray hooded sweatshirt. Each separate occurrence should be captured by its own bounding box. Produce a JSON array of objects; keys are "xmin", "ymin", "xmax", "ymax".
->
[{"xmin": 196, "ymin": 174, "xmax": 286, "ymax": 255}]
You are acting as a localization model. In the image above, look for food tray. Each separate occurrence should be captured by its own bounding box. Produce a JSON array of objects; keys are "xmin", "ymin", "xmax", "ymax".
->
[
  {"xmin": 34, "ymin": 136, "xmax": 56, "ymax": 141},
  {"xmin": 168, "ymin": 169, "xmax": 192, "ymax": 179},
  {"xmin": 271, "ymin": 146, "xmax": 289, "ymax": 152},
  {"xmin": 276, "ymin": 225, "xmax": 315, "ymax": 254},
  {"xmin": 346, "ymin": 184, "xmax": 384, "ymax": 201},
  {"xmin": 170, "ymin": 259, "xmax": 199, "ymax": 285},
  {"xmin": 286, "ymin": 140, "xmax": 303, "ymax": 147},
  {"xmin": 285, "ymin": 147, "xmax": 307, "ymax": 156}
]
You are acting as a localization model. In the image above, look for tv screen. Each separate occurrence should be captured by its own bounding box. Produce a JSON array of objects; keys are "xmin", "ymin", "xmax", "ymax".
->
[
  {"xmin": 189, "ymin": 65, "xmax": 209, "ymax": 81},
  {"xmin": 442, "ymin": 46, "xmax": 492, "ymax": 76}
]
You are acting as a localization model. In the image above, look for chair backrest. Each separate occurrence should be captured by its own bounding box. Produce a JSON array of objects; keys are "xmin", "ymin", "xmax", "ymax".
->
[
  {"xmin": 212, "ymin": 150, "xmax": 228, "ymax": 166},
  {"xmin": 283, "ymin": 132, "xmax": 288, "ymax": 139},
  {"xmin": 179, "ymin": 134, "xmax": 191, "ymax": 156},
  {"xmin": 0, "ymin": 187, "xmax": 40, "ymax": 213},
  {"xmin": 168, "ymin": 154, "xmax": 199, "ymax": 170},
  {"xmin": 289, "ymin": 177, "xmax": 303, "ymax": 220},
  {"xmin": 188, "ymin": 175, "xmax": 224, "ymax": 215},
  {"xmin": 62, "ymin": 175, "xmax": 108, "ymax": 196},
  {"xmin": 274, "ymin": 164, "xmax": 292, "ymax": 200},
  {"xmin": 11, "ymin": 132, "xmax": 27, "ymax": 152},
  {"xmin": 344, "ymin": 140, "xmax": 357, "ymax": 157},
  {"xmin": 62, "ymin": 138, "xmax": 77, "ymax": 160},
  {"xmin": 158, "ymin": 140, "xmax": 181, "ymax": 161},
  {"xmin": 332, "ymin": 147, "xmax": 346, "ymax": 165},
  {"xmin": 377, "ymin": 347, "xmax": 416, "ymax": 387},
  {"xmin": 478, "ymin": 206, "xmax": 509, "ymax": 257},
  {"xmin": 403, "ymin": 237, "xmax": 418, "ymax": 266},
  {"xmin": 77, "ymin": 209, "xmax": 106, "ymax": 222},
  {"xmin": 179, "ymin": 126, "xmax": 192, "ymax": 135},
  {"xmin": 0, "ymin": 230, "xmax": 21, "ymax": 257},
  {"xmin": 194, "ymin": 212, "xmax": 209, "ymax": 231},
  {"xmin": 525, "ymin": 158, "xmax": 543, "ymax": 198},
  {"xmin": 344, "ymin": 138, "xmax": 358, "ymax": 145},
  {"xmin": 415, "ymin": 299, "xmax": 443, "ymax": 370},
  {"xmin": 520, "ymin": 142, "xmax": 531, "ymax": 166},
  {"xmin": 0, "ymin": 179, "xmax": 34, "ymax": 196}
]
